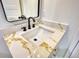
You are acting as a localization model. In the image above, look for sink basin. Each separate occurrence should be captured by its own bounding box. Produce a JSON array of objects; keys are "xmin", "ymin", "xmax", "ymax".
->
[{"xmin": 1, "ymin": 19, "xmax": 68, "ymax": 58}]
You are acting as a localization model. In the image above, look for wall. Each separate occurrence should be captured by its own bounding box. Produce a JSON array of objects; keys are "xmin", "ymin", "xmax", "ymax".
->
[{"xmin": 41, "ymin": 0, "xmax": 79, "ymax": 57}]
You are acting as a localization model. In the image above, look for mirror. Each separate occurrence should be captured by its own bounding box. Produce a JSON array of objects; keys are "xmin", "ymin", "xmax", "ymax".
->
[{"xmin": 1, "ymin": 0, "xmax": 40, "ymax": 22}]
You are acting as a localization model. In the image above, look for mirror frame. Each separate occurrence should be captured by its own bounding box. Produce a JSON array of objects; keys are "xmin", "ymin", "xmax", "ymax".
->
[{"xmin": 0, "ymin": 0, "xmax": 40, "ymax": 22}]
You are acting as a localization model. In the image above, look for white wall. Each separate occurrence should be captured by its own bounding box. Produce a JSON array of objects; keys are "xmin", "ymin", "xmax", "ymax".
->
[{"xmin": 41, "ymin": 0, "xmax": 79, "ymax": 57}]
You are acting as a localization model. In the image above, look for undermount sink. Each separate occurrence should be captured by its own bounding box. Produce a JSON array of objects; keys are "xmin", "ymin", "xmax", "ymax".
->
[{"xmin": 1, "ymin": 19, "xmax": 68, "ymax": 58}]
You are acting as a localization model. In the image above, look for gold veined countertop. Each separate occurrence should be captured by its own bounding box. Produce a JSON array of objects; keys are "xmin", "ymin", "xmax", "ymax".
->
[
  {"xmin": 4, "ymin": 33, "xmax": 35, "ymax": 57},
  {"xmin": 3, "ymin": 23, "xmax": 67, "ymax": 58},
  {"xmin": 4, "ymin": 33, "xmax": 55, "ymax": 58}
]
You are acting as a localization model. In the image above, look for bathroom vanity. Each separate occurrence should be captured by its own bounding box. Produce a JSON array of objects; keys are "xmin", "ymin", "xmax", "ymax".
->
[{"xmin": 0, "ymin": 19, "xmax": 68, "ymax": 58}]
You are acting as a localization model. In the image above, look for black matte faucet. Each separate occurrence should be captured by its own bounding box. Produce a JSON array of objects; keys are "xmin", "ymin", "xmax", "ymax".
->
[{"xmin": 28, "ymin": 17, "xmax": 35, "ymax": 29}]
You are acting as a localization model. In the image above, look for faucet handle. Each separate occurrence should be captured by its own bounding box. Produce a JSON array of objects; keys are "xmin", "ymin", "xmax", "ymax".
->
[
  {"xmin": 32, "ymin": 24, "xmax": 35, "ymax": 28},
  {"xmin": 21, "ymin": 27, "xmax": 27, "ymax": 31}
]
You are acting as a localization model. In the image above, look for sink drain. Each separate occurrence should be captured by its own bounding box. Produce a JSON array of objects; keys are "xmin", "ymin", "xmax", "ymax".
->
[{"xmin": 33, "ymin": 38, "xmax": 38, "ymax": 41}]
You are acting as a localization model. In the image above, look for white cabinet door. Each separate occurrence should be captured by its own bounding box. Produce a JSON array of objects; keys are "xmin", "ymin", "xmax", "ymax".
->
[{"xmin": 70, "ymin": 41, "xmax": 79, "ymax": 58}]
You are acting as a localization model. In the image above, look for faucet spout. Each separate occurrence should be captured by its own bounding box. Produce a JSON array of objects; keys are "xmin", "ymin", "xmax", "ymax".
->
[{"xmin": 28, "ymin": 17, "xmax": 35, "ymax": 29}]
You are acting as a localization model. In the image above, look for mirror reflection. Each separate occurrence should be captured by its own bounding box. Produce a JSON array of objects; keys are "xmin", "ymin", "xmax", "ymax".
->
[{"xmin": 1, "ymin": 0, "xmax": 40, "ymax": 22}]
